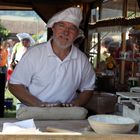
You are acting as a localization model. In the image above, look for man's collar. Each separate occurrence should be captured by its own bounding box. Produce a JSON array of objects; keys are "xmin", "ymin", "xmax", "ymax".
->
[{"xmin": 47, "ymin": 39, "xmax": 56, "ymax": 57}]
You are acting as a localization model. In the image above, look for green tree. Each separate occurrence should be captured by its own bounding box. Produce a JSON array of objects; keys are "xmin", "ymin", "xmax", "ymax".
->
[{"xmin": 0, "ymin": 20, "xmax": 10, "ymax": 41}]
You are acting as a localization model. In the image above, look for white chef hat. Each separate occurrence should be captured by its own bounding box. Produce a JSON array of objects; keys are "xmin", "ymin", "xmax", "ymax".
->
[
  {"xmin": 47, "ymin": 7, "xmax": 82, "ymax": 28},
  {"xmin": 16, "ymin": 32, "xmax": 35, "ymax": 46}
]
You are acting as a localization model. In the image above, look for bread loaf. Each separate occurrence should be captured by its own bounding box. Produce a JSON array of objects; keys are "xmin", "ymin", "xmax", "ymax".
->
[{"xmin": 16, "ymin": 106, "xmax": 88, "ymax": 120}]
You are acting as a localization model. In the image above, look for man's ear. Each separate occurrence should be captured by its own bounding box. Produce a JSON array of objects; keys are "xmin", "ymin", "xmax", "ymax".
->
[{"xmin": 51, "ymin": 24, "xmax": 56, "ymax": 33}]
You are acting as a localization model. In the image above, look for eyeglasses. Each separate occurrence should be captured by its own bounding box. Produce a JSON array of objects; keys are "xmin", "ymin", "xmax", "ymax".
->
[{"xmin": 55, "ymin": 22, "xmax": 78, "ymax": 34}]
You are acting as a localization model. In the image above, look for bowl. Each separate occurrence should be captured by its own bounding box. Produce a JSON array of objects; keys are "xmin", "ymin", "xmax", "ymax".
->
[{"xmin": 88, "ymin": 114, "xmax": 136, "ymax": 134}]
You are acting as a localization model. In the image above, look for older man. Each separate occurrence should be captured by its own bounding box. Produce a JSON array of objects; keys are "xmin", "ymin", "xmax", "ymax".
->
[{"xmin": 8, "ymin": 7, "xmax": 96, "ymax": 107}]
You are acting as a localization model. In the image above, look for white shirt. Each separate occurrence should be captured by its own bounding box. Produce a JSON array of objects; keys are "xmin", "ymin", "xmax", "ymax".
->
[
  {"xmin": 10, "ymin": 39, "xmax": 96, "ymax": 103},
  {"xmin": 11, "ymin": 42, "xmax": 28, "ymax": 63},
  {"xmin": 15, "ymin": 46, "xmax": 27, "ymax": 62}
]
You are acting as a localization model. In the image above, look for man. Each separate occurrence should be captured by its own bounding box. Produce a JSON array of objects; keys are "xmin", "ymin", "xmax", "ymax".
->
[
  {"xmin": 8, "ymin": 7, "xmax": 96, "ymax": 107},
  {"xmin": 9, "ymin": 32, "xmax": 35, "ymax": 69}
]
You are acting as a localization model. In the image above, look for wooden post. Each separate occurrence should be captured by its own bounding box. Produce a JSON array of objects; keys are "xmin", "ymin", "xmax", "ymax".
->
[
  {"xmin": 120, "ymin": 33, "xmax": 126, "ymax": 84},
  {"xmin": 120, "ymin": 0, "xmax": 128, "ymax": 84},
  {"xmin": 0, "ymin": 73, "xmax": 5, "ymax": 117},
  {"xmin": 97, "ymin": 33, "xmax": 101, "ymax": 69},
  {"xmin": 96, "ymin": 3, "xmax": 101, "ymax": 69}
]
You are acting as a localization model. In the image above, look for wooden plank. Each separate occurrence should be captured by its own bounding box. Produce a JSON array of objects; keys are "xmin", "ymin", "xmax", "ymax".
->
[
  {"xmin": 46, "ymin": 127, "xmax": 80, "ymax": 133},
  {"xmin": 0, "ymin": 133, "xmax": 139, "ymax": 140}
]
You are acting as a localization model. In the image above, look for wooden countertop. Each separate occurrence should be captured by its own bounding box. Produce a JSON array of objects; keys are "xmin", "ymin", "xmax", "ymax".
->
[
  {"xmin": 0, "ymin": 118, "xmax": 89, "ymax": 132},
  {"xmin": 0, "ymin": 118, "xmax": 139, "ymax": 140}
]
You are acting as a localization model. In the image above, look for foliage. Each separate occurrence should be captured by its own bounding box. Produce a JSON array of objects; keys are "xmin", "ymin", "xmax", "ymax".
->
[
  {"xmin": 32, "ymin": 34, "xmax": 38, "ymax": 42},
  {"xmin": 0, "ymin": 20, "xmax": 10, "ymax": 41}
]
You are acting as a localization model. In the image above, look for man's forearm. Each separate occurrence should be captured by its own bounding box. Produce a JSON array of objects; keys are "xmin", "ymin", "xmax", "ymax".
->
[
  {"xmin": 71, "ymin": 90, "xmax": 93, "ymax": 106},
  {"xmin": 8, "ymin": 83, "xmax": 43, "ymax": 107}
]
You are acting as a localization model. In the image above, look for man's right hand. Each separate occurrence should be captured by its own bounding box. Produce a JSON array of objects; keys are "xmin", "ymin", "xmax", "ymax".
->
[
  {"xmin": 40, "ymin": 102, "xmax": 75, "ymax": 107},
  {"xmin": 40, "ymin": 102, "xmax": 62, "ymax": 107}
]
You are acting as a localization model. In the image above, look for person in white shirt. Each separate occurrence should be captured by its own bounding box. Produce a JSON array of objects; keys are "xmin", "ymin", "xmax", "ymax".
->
[
  {"xmin": 8, "ymin": 7, "xmax": 96, "ymax": 107},
  {"xmin": 9, "ymin": 33, "xmax": 35, "ymax": 69}
]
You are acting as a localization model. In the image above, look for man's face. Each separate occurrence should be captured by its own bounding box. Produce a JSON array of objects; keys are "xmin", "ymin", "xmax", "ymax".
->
[
  {"xmin": 22, "ymin": 39, "xmax": 30, "ymax": 47},
  {"xmin": 52, "ymin": 21, "xmax": 79, "ymax": 49}
]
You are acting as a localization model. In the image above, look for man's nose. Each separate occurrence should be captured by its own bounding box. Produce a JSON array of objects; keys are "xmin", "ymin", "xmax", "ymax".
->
[{"xmin": 63, "ymin": 27, "xmax": 70, "ymax": 35}]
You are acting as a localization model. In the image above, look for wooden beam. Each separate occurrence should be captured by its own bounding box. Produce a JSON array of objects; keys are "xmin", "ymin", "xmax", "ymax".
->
[{"xmin": 0, "ymin": 5, "xmax": 32, "ymax": 10}]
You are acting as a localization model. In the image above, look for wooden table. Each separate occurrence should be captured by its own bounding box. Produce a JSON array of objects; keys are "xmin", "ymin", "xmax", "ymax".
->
[
  {"xmin": 0, "ymin": 118, "xmax": 89, "ymax": 132},
  {"xmin": 0, "ymin": 118, "xmax": 139, "ymax": 140}
]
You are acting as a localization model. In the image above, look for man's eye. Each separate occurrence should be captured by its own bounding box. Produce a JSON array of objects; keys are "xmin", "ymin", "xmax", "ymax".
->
[
  {"xmin": 58, "ymin": 23, "xmax": 64, "ymax": 28},
  {"xmin": 69, "ymin": 27, "xmax": 77, "ymax": 32}
]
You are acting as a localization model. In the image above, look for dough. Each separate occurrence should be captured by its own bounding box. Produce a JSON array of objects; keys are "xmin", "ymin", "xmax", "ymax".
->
[{"xmin": 16, "ymin": 107, "xmax": 88, "ymax": 120}]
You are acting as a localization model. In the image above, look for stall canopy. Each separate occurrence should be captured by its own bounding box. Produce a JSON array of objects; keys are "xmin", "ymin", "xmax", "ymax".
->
[{"xmin": 0, "ymin": 0, "xmax": 100, "ymax": 23}]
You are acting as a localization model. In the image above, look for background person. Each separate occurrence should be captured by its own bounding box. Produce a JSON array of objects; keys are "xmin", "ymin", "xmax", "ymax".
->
[
  {"xmin": 7, "ymin": 38, "xmax": 19, "ymax": 68},
  {"xmin": 8, "ymin": 7, "xmax": 96, "ymax": 108},
  {"xmin": 0, "ymin": 41, "xmax": 9, "ymax": 74},
  {"xmin": 9, "ymin": 33, "xmax": 35, "ymax": 69},
  {"xmin": 105, "ymin": 41, "xmax": 120, "ymax": 75},
  {"xmin": 93, "ymin": 37, "xmax": 114, "ymax": 72}
]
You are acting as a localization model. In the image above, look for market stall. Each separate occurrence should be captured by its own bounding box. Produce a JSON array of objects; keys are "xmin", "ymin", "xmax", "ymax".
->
[{"xmin": 88, "ymin": 0, "xmax": 140, "ymax": 91}]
